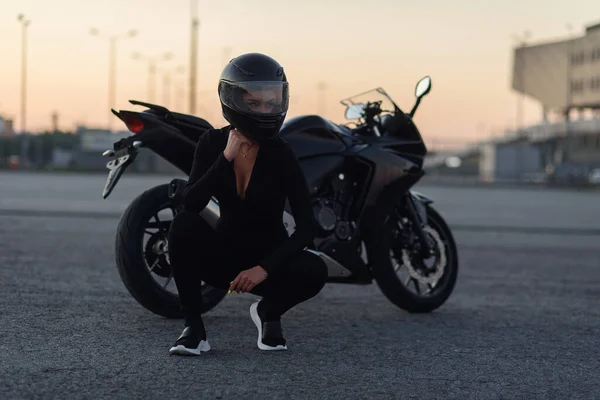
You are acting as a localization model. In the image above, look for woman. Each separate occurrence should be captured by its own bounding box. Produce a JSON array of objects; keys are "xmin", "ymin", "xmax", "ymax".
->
[{"xmin": 167, "ymin": 52, "xmax": 328, "ymax": 356}]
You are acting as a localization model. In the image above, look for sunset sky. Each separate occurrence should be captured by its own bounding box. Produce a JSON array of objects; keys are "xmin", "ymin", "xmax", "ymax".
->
[{"xmin": 1, "ymin": 0, "xmax": 598, "ymax": 146}]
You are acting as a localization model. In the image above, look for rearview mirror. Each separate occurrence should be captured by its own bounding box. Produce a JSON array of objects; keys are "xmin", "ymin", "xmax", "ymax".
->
[
  {"xmin": 415, "ymin": 76, "xmax": 431, "ymax": 98},
  {"xmin": 345, "ymin": 103, "xmax": 366, "ymax": 120}
]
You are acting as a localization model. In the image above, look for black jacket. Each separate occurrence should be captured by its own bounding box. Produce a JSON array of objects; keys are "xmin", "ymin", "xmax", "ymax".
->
[{"xmin": 181, "ymin": 126, "xmax": 316, "ymax": 274}]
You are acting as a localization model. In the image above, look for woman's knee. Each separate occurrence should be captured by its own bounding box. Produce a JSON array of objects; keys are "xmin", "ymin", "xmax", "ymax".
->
[
  {"xmin": 168, "ymin": 210, "xmax": 208, "ymax": 240},
  {"xmin": 288, "ymin": 250, "xmax": 328, "ymax": 286}
]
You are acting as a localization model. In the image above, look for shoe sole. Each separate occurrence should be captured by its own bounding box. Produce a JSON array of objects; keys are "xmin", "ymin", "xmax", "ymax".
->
[
  {"xmin": 250, "ymin": 302, "xmax": 287, "ymax": 351},
  {"xmin": 169, "ymin": 340, "xmax": 211, "ymax": 356}
]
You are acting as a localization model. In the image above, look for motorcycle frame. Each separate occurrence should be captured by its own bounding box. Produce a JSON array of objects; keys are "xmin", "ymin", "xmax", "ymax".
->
[{"xmin": 102, "ymin": 79, "xmax": 435, "ymax": 286}]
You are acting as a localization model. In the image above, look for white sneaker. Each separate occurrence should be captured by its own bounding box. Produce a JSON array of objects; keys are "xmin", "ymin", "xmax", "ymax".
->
[
  {"xmin": 169, "ymin": 326, "xmax": 211, "ymax": 356},
  {"xmin": 249, "ymin": 302, "xmax": 287, "ymax": 351}
]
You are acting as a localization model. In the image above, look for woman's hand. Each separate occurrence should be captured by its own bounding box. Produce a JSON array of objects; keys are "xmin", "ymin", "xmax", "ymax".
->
[
  {"xmin": 223, "ymin": 128, "xmax": 253, "ymax": 161},
  {"xmin": 228, "ymin": 266, "xmax": 268, "ymax": 294}
]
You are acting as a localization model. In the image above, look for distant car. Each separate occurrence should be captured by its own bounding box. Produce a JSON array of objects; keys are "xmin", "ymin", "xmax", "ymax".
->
[
  {"xmin": 589, "ymin": 168, "xmax": 600, "ymax": 185},
  {"xmin": 546, "ymin": 163, "xmax": 591, "ymax": 185}
]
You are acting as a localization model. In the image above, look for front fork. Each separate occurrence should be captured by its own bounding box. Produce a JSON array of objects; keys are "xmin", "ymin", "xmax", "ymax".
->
[{"xmin": 403, "ymin": 193, "xmax": 433, "ymax": 259}]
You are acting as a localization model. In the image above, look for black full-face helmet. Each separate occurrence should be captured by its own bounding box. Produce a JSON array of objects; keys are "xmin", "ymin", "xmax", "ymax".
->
[{"xmin": 218, "ymin": 53, "xmax": 289, "ymax": 142}]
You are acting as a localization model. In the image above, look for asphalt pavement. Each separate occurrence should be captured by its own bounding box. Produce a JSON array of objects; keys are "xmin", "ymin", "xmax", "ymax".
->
[{"xmin": 1, "ymin": 171, "xmax": 599, "ymax": 399}]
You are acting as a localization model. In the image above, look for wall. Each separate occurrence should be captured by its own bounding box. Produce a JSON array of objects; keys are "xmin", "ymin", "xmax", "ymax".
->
[
  {"xmin": 479, "ymin": 143, "xmax": 496, "ymax": 182},
  {"xmin": 479, "ymin": 141, "xmax": 542, "ymax": 181},
  {"xmin": 568, "ymin": 132, "xmax": 600, "ymax": 165},
  {"xmin": 512, "ymin": 27, "xmax": 600, "ymax": 111}
]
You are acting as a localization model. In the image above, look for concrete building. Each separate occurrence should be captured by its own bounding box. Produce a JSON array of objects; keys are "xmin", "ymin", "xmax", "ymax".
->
[
  {"xmin": 0, "ymin": 116, "xmax": 15, "ymax": 138},
  {"xmin": 511, "ymin": 21, "xmax": 600, "ymax": 167},
  {"xmin": 69, "ymin": 128, "xmax": 182, "ymax": 175},
  {"xmin": 479, "ymin": 139, "xmax": 542, "ymax": 182},
  {"xmin": 513, "ymin": 22, "xmax": 600, "ymax": 115},
  {"xmin": 425, "ymin": 21, "xmax": 600, "ymax": 182}
]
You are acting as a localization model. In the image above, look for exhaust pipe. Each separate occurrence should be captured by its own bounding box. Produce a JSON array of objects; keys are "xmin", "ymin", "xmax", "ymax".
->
[{"xmin": 199, "ymin": 199, "xmax": 221, "ymax": 229}]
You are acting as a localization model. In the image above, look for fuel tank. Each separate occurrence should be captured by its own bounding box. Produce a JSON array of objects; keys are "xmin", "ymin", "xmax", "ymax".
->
[{"xmin": 279, "ymin": 115, "xmax": 353, "ymax": 159}]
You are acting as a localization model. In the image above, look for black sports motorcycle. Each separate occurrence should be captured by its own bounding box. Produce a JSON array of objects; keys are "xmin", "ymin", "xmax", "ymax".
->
[{"xmin": 101, "ymin": 76, "xmax": 458, "ymax": 318}]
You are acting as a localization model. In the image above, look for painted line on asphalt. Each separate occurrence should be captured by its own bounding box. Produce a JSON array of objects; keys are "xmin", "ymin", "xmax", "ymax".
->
[{"xmin": 1, "ymin": 208, "xmax": 599, "ymax": 236}]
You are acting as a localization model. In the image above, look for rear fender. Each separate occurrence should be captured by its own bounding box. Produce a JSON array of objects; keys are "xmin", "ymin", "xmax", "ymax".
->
[
  {"xmin": 111, "ymin": 109, "xmax": 198, "ymax": 174},
  {"xmin": 112, "ymin": 109, "xmax": 196, "ymax": 148}
]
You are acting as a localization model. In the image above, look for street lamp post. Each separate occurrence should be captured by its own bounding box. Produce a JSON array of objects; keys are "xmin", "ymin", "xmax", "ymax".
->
[
  {"xmin": 173, "ymin": 84, "xmax": 186, "ymax": 112},
  {"xmin": 511, "ymin": 30, "xmax": 531, "ymax": 132},
  {"xmin": 511, "ymin": 30, "xmax": 531, "ymax": 182},
  {"xmin": 160, "ymin": 66, "xmax": 185, "ymax": 109},
  {"xmin": 222, "ymin": 46, "xmax": 232, "ymax": 66},
  {"xmin": 317, "ymin": 81, "xmax": 327, "ymax": 116},
  {"xmin": 17, "ymin": 14, "xmax": 31, "ymax": 134},
  {"xmin": 563, "ymin": 23, "xmax": 575, "ymax": 163},
  {"xmin": 132, "ymin": 52, "xmax": 173, "ymax": 103},
  {"xmin": 90, "ymin": 28, "xmax": 137, "ymax": 131},
  {"xmin": 189, "ymin": 0, "xmax": 200, "ymax": 115}
]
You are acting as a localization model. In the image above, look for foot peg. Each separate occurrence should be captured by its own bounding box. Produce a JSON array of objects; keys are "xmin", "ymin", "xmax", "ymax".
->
[{"xmin": 168, "ymin": 178, "xmax": 188, "ymax": 199}]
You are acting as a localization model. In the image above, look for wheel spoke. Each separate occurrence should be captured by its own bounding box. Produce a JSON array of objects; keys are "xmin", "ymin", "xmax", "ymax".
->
[
  {"xmin": 423, "ymin": 283, "xmax": 434, "ymax": 295},
  {"xmin": 146, "ymin": 220, "xmax": 171, "ymax": 231},
  {"xmin": 148, "ymin": 258, "xmax": 160, "ymax": 272},
  {"xmin": 163, "ymin": 273, "xmax": 173, "ymax": 289},
  {"xmin": 412, "ymin": 278, "xmax": 421, "ymax": 294},
  {"xmin": 138, "ymin": 206, "xmax": 181, "ymax": 297}
]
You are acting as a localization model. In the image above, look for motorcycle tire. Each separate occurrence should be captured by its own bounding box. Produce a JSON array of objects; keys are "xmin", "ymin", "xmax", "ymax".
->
[
  {"xmin": 371, "ymin": 205, "xmax": 459, "ymax": 313},
  {"xmin": 115, "ymin": 183, "xmax": 227, "ymax": 318}
]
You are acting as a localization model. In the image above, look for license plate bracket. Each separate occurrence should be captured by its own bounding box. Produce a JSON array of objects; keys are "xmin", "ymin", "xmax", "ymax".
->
[{"xmin": 102, "ymin": 151, "xmax": 137, "ymax": 199}]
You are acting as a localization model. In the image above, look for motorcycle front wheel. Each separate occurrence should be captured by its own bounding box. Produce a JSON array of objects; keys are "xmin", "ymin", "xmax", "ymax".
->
[
  {"xmin": 114, "ymin": 183, "xmax": 227, "ymax": 318},
  {"xmin": 371, "ymin": 205, "xmax": 459, "ymax": 313}
]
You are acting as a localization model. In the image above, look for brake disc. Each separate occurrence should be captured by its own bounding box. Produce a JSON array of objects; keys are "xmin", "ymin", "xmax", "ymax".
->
[{"xmin": 401, "ymin": 226, "xmax": 447, "ymax": 285}]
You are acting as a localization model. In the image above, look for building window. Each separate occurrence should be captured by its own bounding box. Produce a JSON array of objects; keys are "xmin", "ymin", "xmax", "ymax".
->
[
  {"xmin": 591, "ymin": 77, "xmax": 600, "ymax": 92},
  {"xmin": 592, "ymin": 48, "xmax": 600, "ymax": 61},
  {"xmin": 581, "ymin": 135, "xmax": 590, "ymax": 147},
  {"xmin": 571, "ymin": 50, "xmax": 585, "ymax": 65},
  {"xmin": 571, "ymin": 79, "xmax": 584, "ymax": 94}
]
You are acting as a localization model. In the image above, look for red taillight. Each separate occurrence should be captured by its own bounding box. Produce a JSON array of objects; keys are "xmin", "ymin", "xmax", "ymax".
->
[{"xmin": 121, "ymin": 113, "xmax": 144, "ymax": 134}]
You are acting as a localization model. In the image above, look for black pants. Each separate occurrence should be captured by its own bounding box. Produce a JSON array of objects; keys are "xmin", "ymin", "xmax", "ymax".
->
[{"xmin": 168, "ymin": 210, "xmax": 328, "ymax": 325}]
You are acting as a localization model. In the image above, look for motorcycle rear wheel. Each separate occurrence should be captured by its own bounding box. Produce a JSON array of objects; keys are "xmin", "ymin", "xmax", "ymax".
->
[{"xmin": 115, "ymin": 183, "xmax": 227, "ymax": 318}]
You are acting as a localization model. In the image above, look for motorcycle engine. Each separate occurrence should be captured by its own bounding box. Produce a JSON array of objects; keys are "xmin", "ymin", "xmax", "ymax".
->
[
  {"xmin": 313, "ymin": 199, "xmax": 337, "ymax": 231},
  {"xmin": 312, "ymin": 172, "xmax": 355, "ymax": 240}
]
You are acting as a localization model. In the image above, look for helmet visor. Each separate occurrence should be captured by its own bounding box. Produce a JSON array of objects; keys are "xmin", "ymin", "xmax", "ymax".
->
[{"xmin": 219, "ymin": 81, "xmax": 289, "ymax": 116}]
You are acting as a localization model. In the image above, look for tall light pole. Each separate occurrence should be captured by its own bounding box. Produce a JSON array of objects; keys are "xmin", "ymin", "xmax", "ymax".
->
[
  {"xmin": 189, "ymin": 0, "xmax": 200, "ymax": 115},
  {"xmin": 511, "ymin": 30, "xmax": 531, "ymax": 182},
  {"xmin": 563, "ymin": 23, "xmax": 575, "ymax": 163},
  {"xmin": 566, "ymin": 24, "xmax": 574, "ymax": 114},
  {"xmin": 222, "ymin": 46, "xmax": 232, "ymax": 66},
  {"xmin": 90, "ymin": 28, "xmax": 137, "ymax": 131},
  {"xmin": 17, "ymin": 14, "xmax": 31, "ymax": 134},
  {"xmin": 132, "ymin": 52, "xmax": 173, "ymax": 103},
  {"xmin": 511, "ymin": 30, "xmax": 531, "ymax": 132},
  {"xmin": 317, "ymin": 81, "xmax": 327, "ymax": 116},
  {"xmin": 173, "ymin": 84, "xmax": 186, "ymax": 112},
  {"xmin": 160, "ymin": 65, "xmax": 185, "ymax": 109}
]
